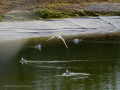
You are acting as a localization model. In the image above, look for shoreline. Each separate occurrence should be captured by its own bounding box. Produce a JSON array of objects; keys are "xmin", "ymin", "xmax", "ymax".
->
[
  {"xmin": 0, "ymin": 16, "xmax": 120, "ymax": 41},
  {"xmin": 1, "ymin": 3, "xmax": 120, "ymax": 22}
]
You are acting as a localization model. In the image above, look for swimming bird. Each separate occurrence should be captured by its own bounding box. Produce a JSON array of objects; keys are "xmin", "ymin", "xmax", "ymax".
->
[
  {"xmin": 21, "ymin": 57, "xmax": 26, "ymax": 62},
  {"xmin": 74, "ymin": 38, "xmax": 78, "ymax": 44},
  {"xmin": 36, "ymin": 44, "xmax": 41, "ymax": 51},
  {"xmin": 66, "ymin": 69, "xmax": 70, "ymax": 75},
  {"xmin": 47, "ymin": 35, "xmax": 68, "ymax": 48},
  {"xmin": 20, "ymin": 57, "xmax": 26, "ymax": 66}
]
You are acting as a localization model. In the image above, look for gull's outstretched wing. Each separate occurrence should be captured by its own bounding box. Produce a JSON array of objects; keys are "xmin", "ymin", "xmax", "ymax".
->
[
  {"xmin": 60, "ymin": 36, "xmax": 68, "ymax": 48},
  {"xmin": 47, "ymin": 36, "xmax": 56, "ymax": 41},
  {"xmin": 47, "ymin": 35, "xmax": 68, "ymax": 48}
]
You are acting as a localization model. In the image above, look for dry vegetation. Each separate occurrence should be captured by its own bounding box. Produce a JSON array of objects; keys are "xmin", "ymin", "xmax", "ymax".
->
[
  {"xmin": 0, "ymin": 0, "xmax": 120, "ymax": 21},
  {"xmin": 1, "ymin": 0, "xmax": 120, "ymax": 12}
]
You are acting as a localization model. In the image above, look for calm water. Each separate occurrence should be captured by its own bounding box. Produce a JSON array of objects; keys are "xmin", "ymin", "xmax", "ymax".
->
[{"xmin": 0, "ymin": 37, "xmax": 120, "ymax": 90}]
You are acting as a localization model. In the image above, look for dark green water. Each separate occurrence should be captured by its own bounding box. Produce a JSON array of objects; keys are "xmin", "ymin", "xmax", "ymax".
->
[{"xmin": 0, "ymin": 37, "xmax": 120, "ymax": 90}]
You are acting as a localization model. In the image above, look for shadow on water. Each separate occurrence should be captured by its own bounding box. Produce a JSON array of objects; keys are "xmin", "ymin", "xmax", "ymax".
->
[{"xmin": 1, "ymin": 35, "xmax": 120, "ymax": 90}]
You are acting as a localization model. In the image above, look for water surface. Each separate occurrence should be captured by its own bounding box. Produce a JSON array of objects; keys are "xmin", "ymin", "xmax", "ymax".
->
[{"xmin": 0, "ymin": 37, "xmax": 120, "ymax": 90}]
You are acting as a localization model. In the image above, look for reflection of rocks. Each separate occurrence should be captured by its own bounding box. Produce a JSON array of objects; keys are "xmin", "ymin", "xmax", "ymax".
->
[{"xmin": 83, "ymin": 3, "xmax": 120, "ymax": 12}]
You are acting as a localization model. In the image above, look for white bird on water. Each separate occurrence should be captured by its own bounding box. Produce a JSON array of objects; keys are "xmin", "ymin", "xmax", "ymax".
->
[
  {"xmin": 47, "ymin": 35, "xmax": 68, "ymax": 48},
  {"xmin": 21, "ymin": 57, "xmax": 26, "ymax": 62},
  {"xmin": 66, "ymin": 69, "xmax": 70, "ymax": 75},
  {"xmin": 74, "ymin": 38, "xmax": 78, "ymax": 44},
  {"xmin": 20, "ymin": 57, "xmax": 26, "ymax": 66},
  {"xmin": 36, "ymin": 44, "xmax": 41, "ymax": 51}
]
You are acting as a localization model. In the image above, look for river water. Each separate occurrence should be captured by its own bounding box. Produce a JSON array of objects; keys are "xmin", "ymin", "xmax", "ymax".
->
[{"xmin": 0, "ymin": 36, "xmax": 120, "ymax": 90}]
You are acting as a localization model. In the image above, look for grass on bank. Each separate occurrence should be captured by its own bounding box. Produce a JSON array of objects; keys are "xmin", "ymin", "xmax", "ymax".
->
[
  {"xmin": 1, "ymin": 0, "xmax": 120, "ymax": 21},
  {"xmin": 2, "ymin": 9, "xmax": 120, "ymax": 21}
]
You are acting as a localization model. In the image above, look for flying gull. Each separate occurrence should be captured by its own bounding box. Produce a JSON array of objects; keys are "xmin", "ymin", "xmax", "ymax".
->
[{"xmin": 47, "ymin": 35, "xmax": 68, "ymax": 48}]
